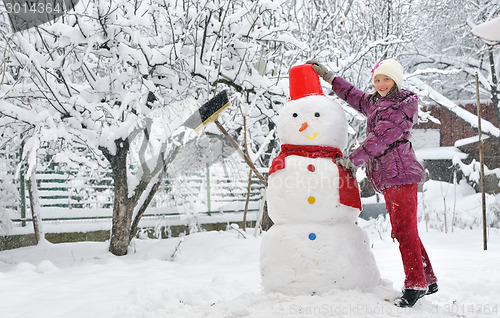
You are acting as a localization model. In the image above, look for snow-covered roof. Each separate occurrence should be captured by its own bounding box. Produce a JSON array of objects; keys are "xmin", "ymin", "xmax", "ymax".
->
[
  {"xmin": 454, "ymin": 134, "xmax": 490, "ymax": 148},
  {"xmin": 470, "ymin": 16, "xmax": 500, "ymax": 43},
  {"xmin": 407, "ymin": 77, "xmax": 500, "ymax": 138},
  {"xmin": 415, "ymin": 146, "xmax": 468, "ymax": 161}
]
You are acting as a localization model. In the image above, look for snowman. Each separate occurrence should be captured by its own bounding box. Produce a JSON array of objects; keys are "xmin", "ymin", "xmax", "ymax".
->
[{"xmin": 260, "ymin": 64, "xmax": 380, "ymax": 295}]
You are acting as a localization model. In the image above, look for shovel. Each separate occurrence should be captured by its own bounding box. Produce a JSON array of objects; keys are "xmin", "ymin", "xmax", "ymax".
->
[{"xmin": 183, "ymin": 90, "xmax": 268, "ymax": 187}]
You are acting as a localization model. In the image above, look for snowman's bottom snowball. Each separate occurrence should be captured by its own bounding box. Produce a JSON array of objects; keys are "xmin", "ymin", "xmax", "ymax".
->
[{"xmin": 260, "ymin": 223, "xmax": 381, "ymax": 295}]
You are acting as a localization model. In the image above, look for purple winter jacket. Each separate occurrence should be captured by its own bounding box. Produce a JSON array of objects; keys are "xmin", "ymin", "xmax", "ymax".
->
[{"xmin": 331, "ymin": 77, "xmax": 425, "ymax": 192}]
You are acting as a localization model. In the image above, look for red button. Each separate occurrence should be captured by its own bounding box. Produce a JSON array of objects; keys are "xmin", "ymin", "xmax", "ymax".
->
[{"xmin": 307, "ymin": 164, "xmax": 315, "ymax": 172}]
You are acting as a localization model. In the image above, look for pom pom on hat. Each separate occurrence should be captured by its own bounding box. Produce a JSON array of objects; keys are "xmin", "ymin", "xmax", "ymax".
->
[{"xmin": 371, "ymin": 59, "xmax": 404, "ymax": 89}]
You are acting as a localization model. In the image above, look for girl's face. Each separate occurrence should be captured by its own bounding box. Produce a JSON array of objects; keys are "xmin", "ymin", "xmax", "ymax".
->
[{"xmin": 373, "ymin": 74, "xmax": 395, "ymax": 97}]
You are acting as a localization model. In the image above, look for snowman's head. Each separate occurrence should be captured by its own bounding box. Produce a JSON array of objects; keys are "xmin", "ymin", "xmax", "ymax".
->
[{"xmin": 277, "ymin": 95, "xmax": 348, "ymax": 150}]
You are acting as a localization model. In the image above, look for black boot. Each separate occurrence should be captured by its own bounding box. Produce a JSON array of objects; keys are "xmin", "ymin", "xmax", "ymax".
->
[
  {"xmin": 394, "ymin": 289, "xmax": 427, "ymax": 308},
  {"xmin": 426, "ymin": 282, "xmax": 438, "ymax": 295}
]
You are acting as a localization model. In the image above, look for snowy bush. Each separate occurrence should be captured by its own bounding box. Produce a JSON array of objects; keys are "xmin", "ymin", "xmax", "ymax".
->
[
  {"xmin": 453, "ymin": 157, "xmax": 500, "ymax": 189},
  {"xmin": 0, "ymin": 208, "xmax": 15, "ymax": 236},
  {"xmin": 0, "ymin": 146, "xmax": 21, "ymax": 235},
  {"xmin": 488, "ymin": 196, "xmax": 500, "ymax": 227},
  {"xmin": 420, "ymin": 179, "xmax": 500, "ymax": 231}
]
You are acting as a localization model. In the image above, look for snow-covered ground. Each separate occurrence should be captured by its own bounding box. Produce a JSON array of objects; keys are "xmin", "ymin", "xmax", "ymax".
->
[{"xmin": 1, "ymin": 219, "xmax": 499, "ymax": 318}]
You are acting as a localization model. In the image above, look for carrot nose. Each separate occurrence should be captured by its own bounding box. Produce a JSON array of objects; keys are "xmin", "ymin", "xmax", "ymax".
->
[{"xmin": 299, "ymin": 122, "xmax": 308, "ymax": 132}]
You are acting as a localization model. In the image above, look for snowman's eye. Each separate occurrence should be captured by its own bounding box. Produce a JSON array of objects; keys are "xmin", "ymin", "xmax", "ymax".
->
[
  {"xmin": 292, "ymin": 113, "xmax": 298, "ymax": 118},
  {"xmin": 315, "ymin": 112, "xmax": 320, "ymax": 117}
]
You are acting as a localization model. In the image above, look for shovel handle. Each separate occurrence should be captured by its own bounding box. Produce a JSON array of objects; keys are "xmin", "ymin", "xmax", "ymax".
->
[{"xmin": 214, "ymin": 120, "xmax": 268, "ymax": 187}]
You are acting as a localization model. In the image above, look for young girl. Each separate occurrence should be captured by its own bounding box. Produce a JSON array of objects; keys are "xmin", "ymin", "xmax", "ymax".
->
[{"xmin": 307, "ymin": 59, "xmax": 438, "ymax": 307}]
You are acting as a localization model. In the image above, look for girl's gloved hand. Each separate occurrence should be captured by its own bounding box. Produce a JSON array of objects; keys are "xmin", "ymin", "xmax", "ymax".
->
[
  {"xmin": 335, "ymin": 157, "xmax": 358, "ymax": 178},
  {"xmin": 306, "ymin": 60, "xmax": 334, "ymax": 84}
]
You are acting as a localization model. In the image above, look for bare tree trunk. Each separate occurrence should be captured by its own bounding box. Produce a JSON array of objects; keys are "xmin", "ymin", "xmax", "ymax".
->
[
  {"xmin": 105, "ymin": 139, "xmax": 134, "ymax": 256},
  {"xmin": 109, "ymin": 197, "xmax": 135, "ymax": 256},
  {"xmin": 27, "ymin": 169, "xmax": 43, "ymax": 244},
  {"xmin": 129, "ymin": 176, "xmax": 163, "ymax": 242},
  {"xmin": 241, "ymin": 109, "xmax": 251, "ymax": 232},
  {"xmin": 489, "ymin": 51, "xmax": 499, "ymax": 125},
  {"xmin": 242, "ymin": 170, "xmax": 252, "ymax": 231},
  {"xmin": 476, "ymin": 74, "xmax": 488, "ymax": 250},
  {"xmin": 101, "ymin": 131, "xmax": 183, "ymax": 256},
  {"xmin": 128, "ymin": 133, "xmax": 184, "ymax": 241}
]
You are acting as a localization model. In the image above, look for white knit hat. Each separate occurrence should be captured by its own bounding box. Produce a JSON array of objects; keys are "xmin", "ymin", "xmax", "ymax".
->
[{"xmin": 372, "ymin": 59, "xmax": 404, "ymax": 89}]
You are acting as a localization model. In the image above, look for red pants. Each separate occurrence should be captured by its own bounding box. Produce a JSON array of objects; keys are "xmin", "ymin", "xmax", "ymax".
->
[{"xmin": 383, "ymin": 184, "xmax": 437, "ymax": 290}]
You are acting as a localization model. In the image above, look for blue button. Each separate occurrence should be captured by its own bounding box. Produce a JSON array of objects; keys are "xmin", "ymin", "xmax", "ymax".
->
[{"xmin": 308, "ymin": 233, "xmax": 316, "ymax": 240}]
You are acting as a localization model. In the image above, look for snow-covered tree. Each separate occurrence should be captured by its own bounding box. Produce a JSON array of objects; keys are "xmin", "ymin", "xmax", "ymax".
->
[
  {"xmin": 0, "ymin": 0, "xmax": 304, "ymax": 255},
  {"xmin": 405, "ymin": 0, "xmax": 500, "ymax": 130}
]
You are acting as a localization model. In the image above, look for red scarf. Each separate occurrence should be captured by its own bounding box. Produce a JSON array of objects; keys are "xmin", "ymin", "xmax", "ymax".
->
[{"xmin": 269, "ymin": 144, "xmax": 362, "ymax": 210}]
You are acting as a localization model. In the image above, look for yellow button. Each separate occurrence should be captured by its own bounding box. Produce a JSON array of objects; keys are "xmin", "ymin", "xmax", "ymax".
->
[{"xmin": 308, "ymin": 196, "xmax": 316, "ymax": 204}]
